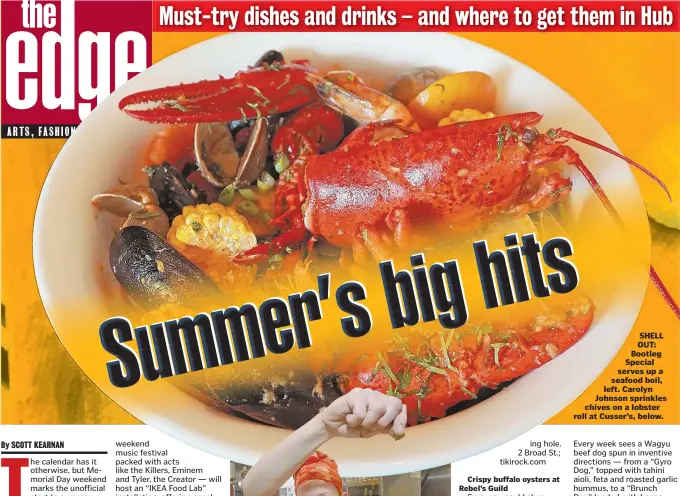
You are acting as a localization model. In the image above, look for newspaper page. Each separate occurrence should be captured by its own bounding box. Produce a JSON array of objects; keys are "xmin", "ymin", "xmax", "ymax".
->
[{"xmin": 1, "ymin": 1, "xmax": 679, "ymax": 495}]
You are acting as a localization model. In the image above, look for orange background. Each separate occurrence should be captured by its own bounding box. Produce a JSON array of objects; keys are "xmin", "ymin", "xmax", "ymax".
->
[{"xmin": 1, "ymin": 32, "xmax": 678, "ymax": 425}]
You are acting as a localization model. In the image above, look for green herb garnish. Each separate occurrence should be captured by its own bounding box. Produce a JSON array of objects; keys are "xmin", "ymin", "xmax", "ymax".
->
[
  {"xmin": 402, "ymin": 351, "xmax": 447, "ymax": 375},
  {"xmin": 444, "ymin": 329, "xmax": 456, "ymax": 350},
  {"xmin": 246, "ymin": 101, "xmax": 262, "ymax": 118},
  {"xmin": 474, "ymin": 324, "xmax": 494, "ymax": 345},
  {"xmin": 399, "ymin": 369, "xmax": 412, "ymax": 389},
  {"xmin": 439, "ymin": 333, "xmax": 458, "ymax": 373},
  {"xmin": 496, "ymin": 124, "xmax": 517, "ymax": 162},
  {"xmin": 130, "ymin": 210, "xmax": 162, "ymax": 220},
  {"xmin": 238, "ymin": 188, "xmax": 259, "ymax": 201},
  {"xmin": 218, "ymin": 185, "xmax": 235, "ymax": 206},
  {"xmin": 276, "ymin": 74, "xmax": 291, "ymax": 90},
  {"xmin": 287, "ymin": 84, "xmax": 310, "ymax": 96},
  {"xmin": 246, "ymin": 84, "xmax": 270, "ymax": 106},
  {"xmin": 167, "ymin": 101, "xmax": 188, "ymax": 112},
  {"xmin": 237, "ymin": 200, "xmax": 260, "ymax": 216},
  {"xmin": 353, "ymin": 354, "xmax": 367, "ymax": 363},
  {"xmin": 490, "ymin": 342, "xmax": 510, "ymax": 368},
  {"xmin": 377, "ymin": 352, "xmax": 398, "ymax": 385},
  {"xmin": 274, "ymin": 154, "xmax": 290, "ymax": 174},
  {"xmin": 461, "ymin": 385, "xmax": 478, "ymax": 399}
]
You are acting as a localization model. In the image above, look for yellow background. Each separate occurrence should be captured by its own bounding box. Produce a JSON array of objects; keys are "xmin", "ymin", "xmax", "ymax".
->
[{"xmin": 2, "ymin": 32, "xmax": 678, "ymax": 425}]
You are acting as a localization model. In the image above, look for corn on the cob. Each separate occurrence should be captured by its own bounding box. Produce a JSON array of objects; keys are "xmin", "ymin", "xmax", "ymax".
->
[
  {"xmin": 167, "ymin": 203, "xmax": 257, "ymax": 291},
  {"xmin": 438, "ymin": 109, "xmax": 495, "ymax": 127}
]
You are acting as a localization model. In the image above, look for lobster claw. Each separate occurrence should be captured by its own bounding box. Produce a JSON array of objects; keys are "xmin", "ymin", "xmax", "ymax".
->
[{"xmin": 119, "ymin": 64, "xmax": 318, "ymax": 124}]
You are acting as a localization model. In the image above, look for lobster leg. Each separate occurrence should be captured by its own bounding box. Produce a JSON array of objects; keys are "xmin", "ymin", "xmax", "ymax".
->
[
  {"xmin": 386, "ymin": 208, "xmax": 412, "ymax": 248},
  {"xmin": 234, "ymin": 168, "xmax": 309, "ymax": 265},
  {"xmin": 508, "ymin": 173, "xmax": 574, "ymax": 218},
  {"xmin": 358, "ymin": 225, "xmax": 393, "ymax": 262},
  {"xmin": 351, "ymin": 239, "xmax": 371, "ymax": 265},
  {"xmin": 548, "ymin": 132, "xmax": 680, "ymax": 320},
  {"xmin": 232, "ymin": 228, "xmax": 308, "ymax": 265},
  {"xmin": 233, "ymin": 105, "xmax": 345, "ymax": 266}
]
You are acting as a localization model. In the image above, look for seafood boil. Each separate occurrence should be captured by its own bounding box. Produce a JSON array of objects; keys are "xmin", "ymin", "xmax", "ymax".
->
[{"xmin": 96, "ymin": 49, "xmax": 677, "ymax": 429}]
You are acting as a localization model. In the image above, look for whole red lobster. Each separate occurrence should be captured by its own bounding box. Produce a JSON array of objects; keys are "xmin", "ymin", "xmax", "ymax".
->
[{"xmin": 119, "ymin": 59, "xmax": 679, "ymax": 320}]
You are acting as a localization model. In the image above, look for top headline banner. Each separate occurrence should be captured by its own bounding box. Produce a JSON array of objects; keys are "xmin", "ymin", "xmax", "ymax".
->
[{"xmin": 153, "ymin": 1, "xmax": 679, "ymax": 32}]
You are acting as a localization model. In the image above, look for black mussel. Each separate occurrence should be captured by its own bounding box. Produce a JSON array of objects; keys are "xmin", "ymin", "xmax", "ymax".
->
[
  {"xmin": 445, "ymin": 380, "xmax": 515, "ymax": 416},
  {"xmin": 180, "ymin": 162, "xmax": 200, "ymax": 177},
  {"xmin": 145, "ymin": 163, "xmax": 203, "ymax": 221},
  {"xmin": 229, "ymin": 119, "xmax": 250, "ymax": 133},
  {"xmin": 110, "ymin": 226, "xmax": 219, "ymax": 309},
  {"xmin": 255, "ymin": 50, "xmax": 284, "ymax": 68},
  {"xmin": 265, "ymin": 113, "xmax": 285, "ymax": 137},
  {"xmin": 202, "ymin": 368, "xmax": 341, "ymax": 429}
]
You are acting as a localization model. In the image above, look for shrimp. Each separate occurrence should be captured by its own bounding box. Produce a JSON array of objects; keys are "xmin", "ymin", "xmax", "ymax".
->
[{"xmin": 306, "ymin": 70, "xmax": 420, "ymax": 132}]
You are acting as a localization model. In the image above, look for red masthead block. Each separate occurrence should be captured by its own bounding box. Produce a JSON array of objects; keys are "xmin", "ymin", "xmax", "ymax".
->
[
  {"xmin": 1, "ymin": 0, "xmax": 152, "ymax": 126},
  {"xmin": 153, "ymin": 1, "xmax": 679, "ymax": 33}
]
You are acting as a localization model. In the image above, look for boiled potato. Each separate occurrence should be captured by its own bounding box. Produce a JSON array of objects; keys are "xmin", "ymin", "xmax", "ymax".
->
[{"xmin": 408, "ymin": 72, "xmax": 496, "ymax": 129}]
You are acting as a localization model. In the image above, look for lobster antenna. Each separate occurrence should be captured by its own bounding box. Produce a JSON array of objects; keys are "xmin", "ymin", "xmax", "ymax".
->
[
  {"xmin": 558, "ymin": 140, "xmax": 680, "ymax": 320},
  {"xmin": 557, "ymin": 129, "xmax": 672, "ymax": 201}
]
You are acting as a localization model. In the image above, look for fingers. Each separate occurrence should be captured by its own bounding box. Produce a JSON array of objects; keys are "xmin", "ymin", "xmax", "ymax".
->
[
  {"xmin": 390, "ymin": 404, "xmax": 408, "ymax": 437},
  {"xmin": 345, "ymin": 388, "xmax": 369, "ymax": 427},
  {"xmin": 361, "ymin": 402, "xmax": 388, "ymax": 428},
  {"xmin": 334, "ymin": 388, "xmax": 408, "ymax": 440},
  {"xmin": 376, "ymin": 399, "xmax": 403, "ymax": 430},
  {"xmin": 359, "ymin": 390, "xmax": 403, "ymax": 430}
]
